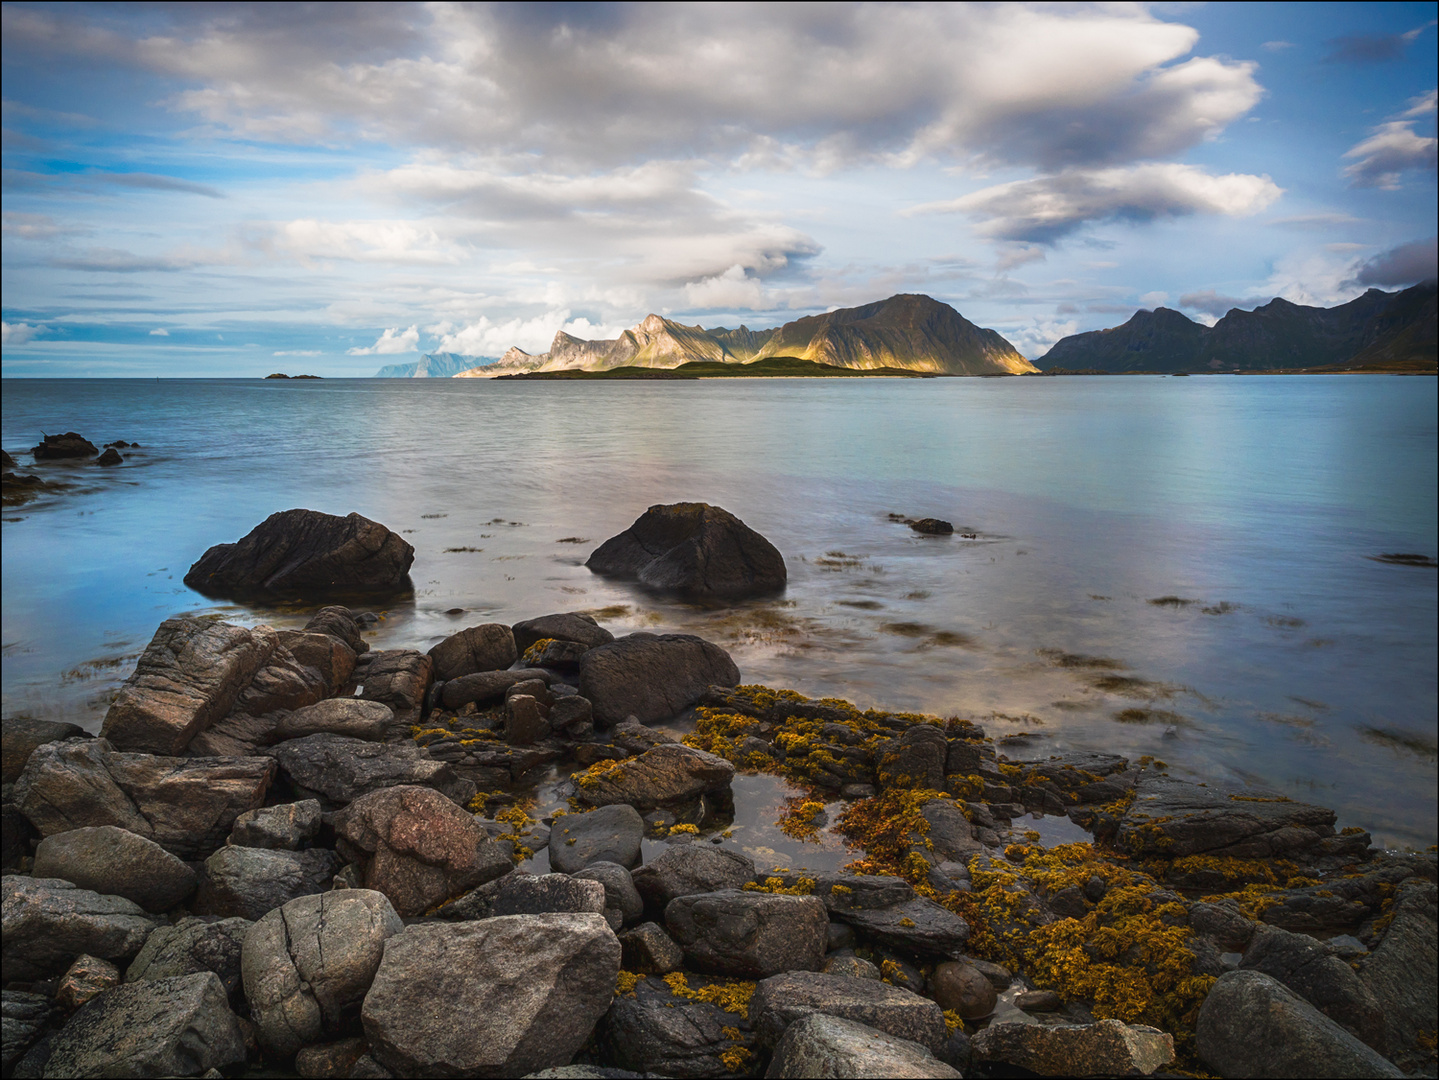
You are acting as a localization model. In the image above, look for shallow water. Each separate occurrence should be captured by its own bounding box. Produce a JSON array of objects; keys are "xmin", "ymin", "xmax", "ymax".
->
[{"xmin": 2, "ymin": 376, "xmax": 1435, "ymax": 846}]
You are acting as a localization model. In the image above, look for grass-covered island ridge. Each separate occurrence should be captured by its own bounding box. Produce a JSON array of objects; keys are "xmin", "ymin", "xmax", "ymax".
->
[{"xmin": 2, "ymin": 503, "xmax": 1433, "ymax": 1078}]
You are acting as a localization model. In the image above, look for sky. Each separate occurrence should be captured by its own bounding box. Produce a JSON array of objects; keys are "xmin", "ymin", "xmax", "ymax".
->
[{"xmin": 1, "ymin": 1, "xmax": 1436, "ymax": 376}]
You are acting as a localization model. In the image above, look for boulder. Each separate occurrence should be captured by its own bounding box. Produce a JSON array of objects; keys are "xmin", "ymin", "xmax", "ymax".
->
[
  {"xmin": 574, "ymin": 743, "xmax": 735, "ymax": 811},
  {"xmin": 1114, "ymin": 776, "xmax": 1337, "ymax": 859},
  {"xmin": 1241, "ymin": 925, "xmax": 1386, "ymax": 1050},
  {"xmin": 358, "ymin": 649, "xmax": 433, "ymax": 725},
  {"xmin": 265, "ymin": 733, "xmax": 474, "ymax": 807},
  {"xmin": 1196, "ymin": 969, "xmax": 1403, "ymax": 1078},
  {"xmin": 126, "ymin": 916, "xmax": 251, "ymax": 1007},
  {"xmin": 2, "ymin": 991, "xmax": 53, "ymax": 1073},
  {"xmin": 929, "ymin": 961, "xmax": 996, "ymax": 1019},
  {"xmin": 273, "ymin": 699, "xmax": 394, "ymax": 743},
  {"xmin": 31, "ymin": 826, "xmax": 197, "ymax": 912},
  {"xmin": 428, "ymin": 624, "xmax": 518, "ymax": 681},
  {"xmin": 333, "ymin": 784, "xmax": 512, "ymax": 916},
  {"xmin": 766, "ymin": 1013, "xmax": 961, "ymax": 1079},
  {"xmin": 779, "ymin": 873, "xmax": 915, "ymax": 914},
  {"xmin": 876, "ymin": 725, "xmax": 947, "ymax": 791},
  {"xmin": 100, "ymin": 617, "xmax": 278, "ymax": 755},
  {"xmin": 361, "ymin": 914, "xmax": 621, "ymax": 1077},
  {"xmin": 2, "ymin": 718, "xmax": 86, "ymax": 783},
  {"xmin": 586, "ymin": 503, "xmax": 786, "ymax": 601},
  {"xmin": 832, "ymin": 895, "xmax": 969, "ymax": 958},
  {"xmin": 578, "ymin": 634, "xmax": 741, "ymax": 727},
  {"xmin": 1360, "ymin": 878, "xmax": 1438, "ymax": 1070},
  {"xmin": 512, "ymin": 613, "xmax": 615, "ymax": 654},
  {"xmin": 601, "ymin": 974, "xmax": 759, "ymax": 1078},
  {"xmin": 441, "ymin": 668, "xmax": 552, "ymax": 711},
  {"xmin": 276, "ymin": 628, "xmax": 358, "ymax": 693},
  {"xmin": 574, "ymin": 862, "xmax": 644, "ymax": 928},
  {"xmin": 549, "ymin": 695, "xmax": 595, "ymax": 733},
  {"xmin": 1, "ymin": 877, "xmax": 160, "ymax": 981},
  {"xmin": 491, "ymin": 874, "xmax": 606, "ymax": 917},
  {"xmin": 55, "ymin": 954, "xmax": 121, "ymax": 1011},
  {"xmin": 30, "ymin": 432, "xmax": 96, "ymax": 459},
  {"xmin": 971, "ymin": 1018, "xmax": 1175, "ymax": 1077},
  {"xmin": 666, "ymin": 890, "xmax": 827, "ymax": 977},
  {"xmin": 632, "ymin": 846, "xmax": 756, "ymax": 908},
  {"xmin": 303, "ymin": 605, "xmax": 369, "ymax": 655},
  {"xmin": 908, "ymin": 518, "xmax": 954, "ymax": 536},
  {"xmin": 183, "ymin": 508, "xmax": 415, "ymax": 597},
  {"xmin": 40, "ymin": 972, "xmax": 245, "ymax": 1079},
  {"xmin": 748, "ymin": 970, "xmax": 946, "ymax": 1053},
  {"xmin": 184, "ymin": 710, "xmax": 278, "ymax": 757},
  {"xmin": 916, "ymin": 800, "xmax": 981, "ymax": 863},
  {"xmin": 294, "ymin": 1037, "xmax": 369, "ymax": 1079},
  {"xmin": 618, "ymin": 923, "xmax": 684, "ymax": 974},
  {"xmin": 822, "ymin": 953, "xmax": 879, "ymax": 980},
  {"xmin": 242, "ymin": 890, "xmax": 402, "ymax": 1058},
  {"xmin": 228, "ymin": 799, "xmax": 322, "ymax": 850},
  {"xmin": 194, "ymin": 845, "xmax": 343, "ymax": 921},
  {"xmin": 505, "ymin": 695, "xmax": 551, "ymax": 746},
  {"xmin": 521, "ymin": 639, "xmax": 591, "ymax": 671},
  {"xmin": 233, "ymin": 642, "xmax": 331, "ymax": 717},
  {"xmin": 549, "ymin": 805, "xmax": 645, "ymax": 873}
]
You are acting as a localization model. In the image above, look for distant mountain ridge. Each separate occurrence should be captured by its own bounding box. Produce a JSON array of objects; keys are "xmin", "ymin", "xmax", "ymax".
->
[
  {"xmin": 374, "ymin": 352, "xmax": 492, "ymax": 378},
  {"xmin": 1038, "ymin": 281, "xmax": 1437, "ymax": 373},
  {"xmin": 460, "ymin": 294, "xmax": 1035, "ymax": 377}
]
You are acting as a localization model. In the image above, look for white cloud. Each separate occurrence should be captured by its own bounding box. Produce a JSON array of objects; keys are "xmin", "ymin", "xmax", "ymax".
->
[
  {"xmin": 149, "ymin": 327, "xmax": 169, "ymax": 336},
  {"xmin": 254, "ymin": 219, "xmax": 460, "ymax": 265},
  {"xmin": 911, "ymin": 164, "xmax": 1282, "ymax": 243},
  {"xmin": 273, "ymin": 349, "xmax": 321, "ymax": 356},
  {"xmin": 1139, "ymin": 291, "xmax": 1169, "ymax": 308},
  {"xmin": 1343, "ymin": 92, "xmax": 1438, "ymax": 189},
  {"xmin": 683, "ymin": 265, "xmax": 770, "ymax": 310},
  {"xmin": 1, "ymin": 321, "xmax": 41, "ymax": 346},
  {"xmin": 347, "ymin": 325, "xmax": 419, "ymax": 355},
  {"xmin": 436, "ymin": 311, "xmax": 572, "ymax": 357}
]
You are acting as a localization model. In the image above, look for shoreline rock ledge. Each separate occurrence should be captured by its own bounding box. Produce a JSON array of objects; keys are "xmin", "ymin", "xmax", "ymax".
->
[{"xmin": 183, "ymin": 508, "xmax": 414, "ymax": 598}]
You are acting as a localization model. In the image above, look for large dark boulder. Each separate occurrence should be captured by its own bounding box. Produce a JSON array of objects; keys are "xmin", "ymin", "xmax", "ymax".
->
[
  {"xmin": 631, "ymin": 846, "xmax": 756, "ymax": 908},
  {"xmin": 1240, "ymin": 925, "xmax": 1387, "ymax": 1051},
  {"xmin": 30, "ymin": 432, "xmax": 97, "ymax": 459},
  {"xmin": 193, "ymin": 845, "xmax": 343, "ymax": 921},
  {"xmin": 548, "ymin": 804, "xmax": 645, "ymax": 873},
  {"xmin": 265, "ymin": 733, "xmax": 473, "ymax": 807},
  {"xmin": 578, "ymin": 633, "xmax": 740, "ymax": 727},
  {"xmin": 665, "ymin": 890, "xmax": 827, "ymax": 977},
  {"xmin": 184, "ymin": 508, "xmax": 414, "ymax": 597},
  {"xmin": 427, "ymin": 624, "xmax": 517, "ymax": 681},
  {"xmin": 512, "ymin": 612, "xmax": 615, "ymax": 654},
  {"xmin": 586, "ymin": 502, "xmax": 786, "ymax": 600},
  {"xmin": 126, "ymin": 916, "xmax": 252, "ymax": 1008},
  {"xmin": 601, "ymin": 974, "xmax": 760, "ymax": 1078}
]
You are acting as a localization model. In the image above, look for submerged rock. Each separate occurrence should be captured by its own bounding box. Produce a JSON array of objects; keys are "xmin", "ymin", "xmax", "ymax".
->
[
  {"xmin": 971, "ymin": 1018, "xmax": 1175, "ymax": 1077},
  {"xmin": 30, "ymin": 432, "xmax": 97, "ymax": 459},
  {"xmin": 766, "ymin": 1013, "xmax": 961, "ymax": 1079},
  {"xmin": 578, "ymin": 633, "xmax": 741, "ymax": 727},
  {"xmin": 586, "ymin": 502, "xmax": 787, "ymax": 600},
  {"xmin": 184, "ymin": 508, "xmax": 415, "ymax": 597}
]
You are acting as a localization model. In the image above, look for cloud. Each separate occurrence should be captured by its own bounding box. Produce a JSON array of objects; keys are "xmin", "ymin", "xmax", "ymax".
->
[
  {"xmin": 912, "ymin": 163, "xmax": 1281, "ymax": 243},
  {"xmin": 1138, "ymin": 291, "xmax": 1169, "ymax": 308},
  {"xmin": 1352, "ymin": 237, "xmax": 1438, "ymax": 287},
  {"xmin": 1, "ymin": 321, "xmax": 41, "ymax": 346},
  {"xmin": 1262, "ymin": 41, "xmax": 1296, "ymax": 52},
  {"xmin": 347, "ymin": 326, "xmax": 419, "ymax": 355},
  {"xmin": 273, "ymin": 349, "xmax": 321, "ymax": 356},
  {"xmin": 1323, "ymin": 23, "xmax": 1435, "ymax": 64},
  {"xmin": 683, "ymin": 265, "xmax": 770, "ymax": 310},
  {"xmin": 2, "ymin": 211, "xmax": 80, "ymax": 238},
  {"xmin": 1178, "ymin": 289, "xmax": 1262, "ymax": 317},
  {"xmin": 1267, "ymin": 212, "xmax": 1365, "ymax": 230},
  {"xmin": 434, "ymin": 312, "xmax": 576, "ymax": 357},
  {"xmin": 252, "ymin": 219, "xmax": 461, "ymax": 265},
  {"xmin": 1343, "ymin": 103, "xmax": 1438, "ymax": 190},
  {"xmin": 994, "ymin": 244, "xmax": 1047, "ymax": 272},
  {"xmin": 98, "ymin": 172, "xmax": 225, "ymax": 198},
  {"xmin": 148, "ymin": 327, "xmax": 168, "ymax": 336},
  {"xmin": 48, "ymin": 247, "xmax": 203, "ymax": 272}
]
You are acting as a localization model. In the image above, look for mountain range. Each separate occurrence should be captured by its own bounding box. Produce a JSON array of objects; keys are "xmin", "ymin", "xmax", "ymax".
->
[
  {"xmin": 373, "ymin": 352, "xmax": 491, "ymax": 378},
  {"xmin": 1038, "ymin": 280, "xmax": 1437, "ymax": 374}
]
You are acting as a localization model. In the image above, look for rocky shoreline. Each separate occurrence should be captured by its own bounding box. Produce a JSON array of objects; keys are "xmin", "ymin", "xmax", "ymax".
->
[{"xmin": 1, "ymin": 506, "xmax": 1435, "ymax": 1079}]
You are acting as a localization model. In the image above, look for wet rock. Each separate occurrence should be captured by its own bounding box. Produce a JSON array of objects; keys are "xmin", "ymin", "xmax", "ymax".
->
[
  {"xmin": 303, "ymin": 606, "xmax": 369, "ymax": 656},
  {"xmin": 916, "ymin": 799, "xmax": 982, "ymax": 863},
  {"xmin": 908, "ymin": 518, "xmax": 954, "ymax": 535},
  {"xmin": 832, "ymin": 896, "xmax": 969, "ymax": 958},
  {"xmin": 666, "ymin": 890, "xmax": 827, "ymax": 977},
  {"xmin": 184, "ymin": 508, "xmax": 415, "ymax": 597},
  {"xmin": 521, "ymin": 639, "xmax": 591, "ymax": 670},
  {"xmin": 574, "ymin": 862, "xmax": 644, "ymax": 928},
  {"xmin": 618, "ymin": 923, "xmax": 684, "ymax": 974},
  {"xmin": 440, "ymin": 668, "xmax": 552, "ymax": 710},
  {"xmin": 428, "ymin": 623, "xmax": 518, "ymax": 681},
  {"xmin": 876, "ymin": 724, "xmax": 947, "ymax": 791},
  {"xmin": 1197, "ymin": 969, "xmax": 1403, "ymax": 1078},
  {"xmin": 1014, "ymin": 989, "xmax": 1063, "ymax": 1012},
  {"xmin": 242, "ymin": 890, "xmax": 402, "ymax": 1058},
  {"xmin": 2, "ymin": 718, "xmax": 86, "ymax": 784},
  {"xmin": 1112, "ymin": 776, "xmax": 1337, "ymax": 859},
  {"xmin": 512, "ymin": 613, "xmax": 616, "ymax": 654},
  {"xmin": 632, "ymin": 846, "xmax": 756, "ymax": 907},
  {"xmin": 265, "ymin": 733, "xmax": 474, "ymax": 807},
  {"xmin": 2, "ymin": 991, "xmax": 53, "ymax": 1073},
  {"xmin": 1, "ymin": 877, "xmax": 161, "ymax": 981},
  {"xmin": 574, "ymin": 743, "xmax": 735, "ymax": 810},
  {"xmin": 232, "ymin": 642, "xmax": 330, "ymax": 716},
  {"xmin": 493, "ymin": 873, "xmax": 606, "ymax": 918},
  {"xmin": 228, "ymin": 799, "xmax": 322, "ymax": 850},
  {"xmin": 1241, "ymin": 925, "xmax": 1386, "ymax": 1051},
  {"xmin": 32, "ymin": 826, "xmax": 198, "ymax": 912},
  {"xmin": 358, "ymin": 649, "xmax": 433, "ymax": 725},
  {"xmin": 549, "ymin": 695, "xmax": 595, "ymax": 734},
  {"xmin": 55, "ymin": 955, "xmax": 121, "ymax": 1011},
  {"xmin": 578, "ymin": 633, "xmax": 741, "ymax": 727},
  {"xmin": 361, "ymin": 914, "xmax": 620, "ymax": 1077},
  {"xmin": 778, "ymin": 872, "xmax": 915, "ymax": 914},
  {"xmin": 194, "ymin": 845, "xmax": 343, "ymax": 921},
  {"xmin": 1189, "ymin": 900, "xmax": 1257, "ymax": 951},
  {"xmin": 30, "ymin": 432, "xmax": 96, "ymax": 459},
  {"xmin": 126, "ymin": 917, "xmax": 251, "ymax": 1008},
  {"xmin": 295, "ymin": 1037, "xmax": 369, "ymax": 1079},
  {"xmin": 587, "ymin": 502, "xmax": 786, "ymax": 601},
  {"xmin": 41, "ymin": 972, "xmax": 245, "ymax": 1079},
  {"xmin": 1360, "ymin": 878, "xmax": 1437, "ymax": 1070},
  {"xmin": 100, "ymin": 617, "xmax": 278, "ymax": 755},
  {"xmin": 972, "ymin": 1018, "xmax": 1175, "ymax": 1077},
  {"xmin": 929, "ymin": 961, "xmax": 996, "ymax": 1018},
  {"xmin": 767, "ymin": 1013, "xmax": 961, "ymax": 1079},
  {"xmin": 276, "ymin": 628, "xmax": 358, "ymax": 693},
  {"xmin": 333, "ymin": 784, "xmax": 511, "ymax": 916},
  {"xmin": 822, "ymin": 953, "xmax": 880, "ymax": 980},
  {"xmin": 601, "ymin": 974, "xmax": 758, "ymax": 1078},
  {"xmin": 749, "ymin": 970, "xmax": 946, "ymax": 1053},
  {"xmin": 506, "ymin": 695, "xmax": 551, "ymax": 745},
  {"xmin": 547, "ymin": 804, "xmax": 645, "ymax": 873}
]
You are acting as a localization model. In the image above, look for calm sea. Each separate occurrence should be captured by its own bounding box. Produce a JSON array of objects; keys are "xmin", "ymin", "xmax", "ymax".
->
[{"xmin": 3, "ymin": 376, "xmax": 1436, "ymax": 848}]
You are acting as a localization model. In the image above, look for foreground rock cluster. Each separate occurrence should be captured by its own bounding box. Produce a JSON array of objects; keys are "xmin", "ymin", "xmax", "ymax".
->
[{"xmin": 1, "ymin": 505, "xmax": 1434, "ymax": 1077}]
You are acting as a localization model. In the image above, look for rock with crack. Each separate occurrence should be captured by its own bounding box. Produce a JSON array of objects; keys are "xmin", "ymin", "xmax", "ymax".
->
[
  {"xmin": 31, "ymin": 826, "xmax": 197, "ymax": 912},
  {"xmin": 228, "ymin": 799, "xmax": 323, "ymax": 850},
  {"xmin": 1, "ymin": 876, "xmax": 161, "ymax": 981},
  {"xmin": 126, "ymin": 916, "xmax": 251, "ymax": 1008},
  {"xmin": 333, "ymin": 784, "xmax": 512, "ymax": 916},
  {"xmin": 767, "ymin": 1013, "xmax": 962, "ymax": 1079},
  {"xmin": 265, "ymin": 733, "xmax": 473, "ymax": 808},
  {"xmin": 972, "ymin": 1018, "xmax": 1175, "ymax": 1077},
  {"xmin": 272, "ymin": 699, "xmax": 394, "ymax": 743},
  {"xmin": 356, "ymin": 649, "xmax": 432, "ymax": 726},
  {"xmin": 241, "ymin": 890, "xmax": 402, "ymax": 1058},
  {"xmin": 578, "ymin": 633, "xmax": 741, "ymax": 727},
  {"xmin": 194, "ymin": 845, "xmax": 344, "ymax": 921},
  {"xmin": 360, "ymin": 914, "xmax": 620, "ymax": 1077},
  {"xmin": 748, "ymin": 970, "xmax": 947, "ymax": 1053},
  {"xmin": 665, "ymin": 890, "xmax": 827, "ymax": 978},
  {"xmin": 574, "ymin": 743, "xmax": 735, "ymax": 811}
]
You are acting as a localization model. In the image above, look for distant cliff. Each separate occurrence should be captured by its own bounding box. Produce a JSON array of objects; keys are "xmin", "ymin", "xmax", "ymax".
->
[
  {"xmin": 460, "ymin": 294, "xmax": 1032, "ymax": 377},
  {"xmin": 1038, "ymin": 281, "xmax": 1437, "ymax": 373},
  {"xmin": 374, "ymin": 353, "xmax": 492, "ymax": 378}
]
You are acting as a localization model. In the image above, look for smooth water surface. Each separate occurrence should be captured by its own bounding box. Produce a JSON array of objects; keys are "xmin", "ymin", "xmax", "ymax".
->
[{"xmin": 3, "ymin": 376, "xmax": 1435, "ymax": 846}]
